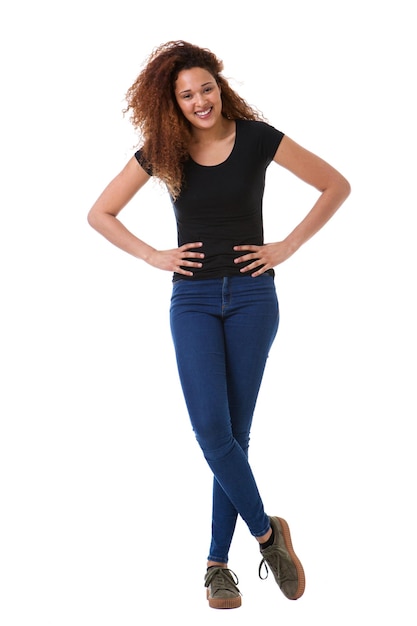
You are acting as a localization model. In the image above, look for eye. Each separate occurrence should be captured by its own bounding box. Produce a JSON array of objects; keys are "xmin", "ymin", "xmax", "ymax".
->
[{"xmin": 203, "ymin": 86, "xmax": 213, "ymax": 93}]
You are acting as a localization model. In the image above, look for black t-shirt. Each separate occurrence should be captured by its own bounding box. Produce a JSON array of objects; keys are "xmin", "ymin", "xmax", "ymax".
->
[{"xmin": 135, "ymin": 119, "xmax": 284, "ymax": 280}]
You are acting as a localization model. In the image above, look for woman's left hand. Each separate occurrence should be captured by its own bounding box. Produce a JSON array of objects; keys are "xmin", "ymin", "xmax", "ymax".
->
[{"xmin": 233, "ymin": 242, "xmax": 294, "ymax": 277}]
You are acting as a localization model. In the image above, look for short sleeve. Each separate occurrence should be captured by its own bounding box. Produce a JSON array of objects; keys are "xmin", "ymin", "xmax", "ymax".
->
[
  {"xmin": 134, "ymin": 148, "xmax": 153, "ymax": 176},
  {"xmin": 258, "ymin": 121, "xmax": 284, "ymax": 163}
]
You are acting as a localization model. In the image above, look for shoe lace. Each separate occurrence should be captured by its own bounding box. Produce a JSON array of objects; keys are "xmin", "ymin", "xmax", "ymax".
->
[
  {"xmin": 205, "ymin": 567, "xmax": 240, "ymax": 594},
  {"xmin": 258, "ymin": 544, "xmax": 293, "ymax": 582}
]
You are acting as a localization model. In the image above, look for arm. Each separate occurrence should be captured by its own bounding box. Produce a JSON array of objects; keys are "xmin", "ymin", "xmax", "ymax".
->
[
  {"xmin": 87, "ymin": 157, "xmax": 204, "ymax": 275},
  {"xmin": 233, "ymin": 135, "xmax": 351, "ymax": 276}
]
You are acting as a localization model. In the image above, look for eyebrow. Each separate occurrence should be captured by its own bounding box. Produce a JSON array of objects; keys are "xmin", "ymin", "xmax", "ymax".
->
[{"xmin": 178, "ymin": 81, "xmax": 215, "ymax": 94}]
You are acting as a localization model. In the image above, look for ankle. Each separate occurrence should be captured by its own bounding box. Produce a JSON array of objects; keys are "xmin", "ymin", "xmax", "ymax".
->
[
  {"xmin": 259, "ymin": 526, "xmax": 275, "ymax": 550},
  {"xmin": 257, "ymin": 527, "xmax": 272, "ymax": 544},
  {"xmin": 207, "ymin": 561, "xmax": 227, "ymax": 569}
]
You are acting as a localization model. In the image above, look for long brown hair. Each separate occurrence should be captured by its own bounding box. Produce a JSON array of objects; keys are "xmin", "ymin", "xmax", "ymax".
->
[{"xmin": 124, "ymin": 40, "xmax": 264, "ymax": 199}]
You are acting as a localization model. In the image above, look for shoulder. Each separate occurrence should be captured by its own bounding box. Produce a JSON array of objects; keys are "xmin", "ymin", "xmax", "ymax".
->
[
  {"xmin": 237, "ymin": 119, "xmax": 284, "ymax": 147},
  {"xmin": 237, "ymin": 118, "xmax": 284, "ymax": 137},
  {"xmin": 134, "ymin": 147, "xmax": 153, "ymax": 176},
  {"xmin": 236, "ymin": 119, "xmax": 285, "ymax": 160}
]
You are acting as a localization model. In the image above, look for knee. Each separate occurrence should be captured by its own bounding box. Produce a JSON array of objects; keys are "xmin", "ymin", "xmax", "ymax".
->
[
  {"xmin": 195, "ymin": 431, "xmax": 235, "ymax": 462},
  {"xmin": 233, "ymin": 429, "xmax": 250, "ymax": 456}
]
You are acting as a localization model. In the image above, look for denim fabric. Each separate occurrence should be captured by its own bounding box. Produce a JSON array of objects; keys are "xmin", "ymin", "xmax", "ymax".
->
[{"xmin": 170, "ymin": 275, "xmax": 279, "ymax": 563}]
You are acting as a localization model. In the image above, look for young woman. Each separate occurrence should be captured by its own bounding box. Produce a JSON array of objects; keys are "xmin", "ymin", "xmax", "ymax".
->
[{"xmin": 87, "ymin": 40, "xmax": 350, "ymax": 609}]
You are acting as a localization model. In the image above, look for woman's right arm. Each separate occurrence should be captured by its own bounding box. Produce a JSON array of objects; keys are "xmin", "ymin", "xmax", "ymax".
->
[
  {"xmin": 87, "ymin": 157, "xmax": 204, "ymax": 275},
  {"xmin": 87, "ymin": 156, "xmax": 156, "ymax": 261}
]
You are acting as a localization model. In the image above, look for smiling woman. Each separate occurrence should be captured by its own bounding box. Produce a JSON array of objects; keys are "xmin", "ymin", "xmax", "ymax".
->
[
  {"xmin": 174, "ymin": 68, "xmax": 236, "ymax": 167},
  {"xmin": 120, "ymin": 41, "xmax": 264, "ymax": 200},
  {"xmin": 87, "ymin": 39, "xmax": 350, "ymax": 610},
  {"xmin": 175, "ymin": 70, "xmax": 222, "ymax": 123}
]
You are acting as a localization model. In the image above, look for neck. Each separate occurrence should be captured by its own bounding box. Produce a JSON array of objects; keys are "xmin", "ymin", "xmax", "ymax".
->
[{"xmin": 191, "ymin": 117, "xmax": 234, "ymax": 144}]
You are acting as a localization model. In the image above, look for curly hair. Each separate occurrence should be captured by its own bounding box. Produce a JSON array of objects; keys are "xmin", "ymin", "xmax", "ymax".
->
[{"xmin": 124, "ymin": 40, "xmax": 265, "ymax": 199}]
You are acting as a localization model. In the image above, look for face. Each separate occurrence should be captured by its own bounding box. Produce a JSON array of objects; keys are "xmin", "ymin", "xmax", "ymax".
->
[{"xmin": 174, "ymin": 67, "xmax": 222, "ymax": 130}]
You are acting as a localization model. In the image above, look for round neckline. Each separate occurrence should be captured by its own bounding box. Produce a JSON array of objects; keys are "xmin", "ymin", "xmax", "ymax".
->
[{"xmin": 189, "ymin": 120, "xmax": 238, "ymax": 168}]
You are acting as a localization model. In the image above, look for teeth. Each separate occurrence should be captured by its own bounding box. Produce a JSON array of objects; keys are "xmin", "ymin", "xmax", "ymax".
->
[{"xmin": 195, "ymin": 108, "xmax": 211, "ymax": 117}]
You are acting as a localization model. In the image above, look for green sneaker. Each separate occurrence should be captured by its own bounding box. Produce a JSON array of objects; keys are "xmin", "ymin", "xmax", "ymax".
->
[
  {"xmin": 204, "ymin": 567, "xmax": 242, "ymax": 609},
  {"xmin": 259, "ymin": 516, "xmax": 305, "ymax": 600}
]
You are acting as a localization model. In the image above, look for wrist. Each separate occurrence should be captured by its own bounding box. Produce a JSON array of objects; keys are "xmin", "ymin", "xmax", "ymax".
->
[
  {"xmin": 139, "ymin": 244, "xmax": 157, "ymax": 264},
  {"xmin": 281, "ymin": 236, "xmax": 300, "ymax": 259}
]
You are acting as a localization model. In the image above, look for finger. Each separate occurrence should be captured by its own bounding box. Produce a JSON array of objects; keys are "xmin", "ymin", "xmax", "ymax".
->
[
  {"xmin": 180, "ymin": 251, "xmax": 204, "ymax": 264},
  {"xmin": 176, "ymin": 266, "xmax": 194, "ymax": 276},
  {"xmin": 239, "ymin": 260, "xmax": 266, "ymax": 273},
  {"xmin": 233, "ymin": 244, "xmax": 258, "ymax": 250},
  {"xmin": 182, "ymin": 241, "xmax": 203, "ymax": 250},
  {"xmin": 250, "ymin": 266, "xmax": 268, "ymax": 277},
  {"xmin": 234, "ymin": 252, "xmax": 257, "ymax": 264},
  {"xmin": 182, "ymin": 251, "xmax": 205, "ymax": 260},
  {"xmin": 180, "ymin": 260, "xmax": 203, "ymax": 268}
]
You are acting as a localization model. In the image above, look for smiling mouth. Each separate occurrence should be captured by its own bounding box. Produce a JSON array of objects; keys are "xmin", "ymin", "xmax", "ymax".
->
[{"xmin": 195, "ymin": 107, "xmax": 212, "ymax": 118}]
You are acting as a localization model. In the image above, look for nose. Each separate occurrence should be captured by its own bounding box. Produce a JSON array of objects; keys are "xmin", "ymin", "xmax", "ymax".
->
[{"xmin": 195, "ymin": 92, "xmax": 206, "ymax": 108}]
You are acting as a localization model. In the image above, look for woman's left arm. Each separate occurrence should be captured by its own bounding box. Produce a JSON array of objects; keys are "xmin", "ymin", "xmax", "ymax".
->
[{"xmin": 234, "ymin": 135, "xmax": 351, "ymax": 276}]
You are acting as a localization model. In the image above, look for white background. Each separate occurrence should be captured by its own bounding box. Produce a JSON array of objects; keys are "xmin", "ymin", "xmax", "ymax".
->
[{"xmin": 1, "ymin": 1, "xmax": 416, "ymax": 624}]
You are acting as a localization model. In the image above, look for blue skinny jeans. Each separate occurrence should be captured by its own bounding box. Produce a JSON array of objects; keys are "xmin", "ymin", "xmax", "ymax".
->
[{"xmin": 169, "ymin": 274, "xmax": 279, "ymax": 563}]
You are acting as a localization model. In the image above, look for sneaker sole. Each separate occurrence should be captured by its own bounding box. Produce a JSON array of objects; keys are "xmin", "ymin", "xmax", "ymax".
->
[
  {"xmin": 275, "ymin": 516, "xmax": 306, "ymax": 600},
  {"xmin": 206, "ymin": 588, "xmax": 242, "ymax": 609}
]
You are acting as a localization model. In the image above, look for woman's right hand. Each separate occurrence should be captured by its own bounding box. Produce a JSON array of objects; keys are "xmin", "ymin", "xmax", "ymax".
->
[
  {"xmin": 146, "ymin": 242, "xmax": 204, "ymax": 276},
  {"xmin": 88, "ymin": 159, "xmax": 204, "ymax": 276}
]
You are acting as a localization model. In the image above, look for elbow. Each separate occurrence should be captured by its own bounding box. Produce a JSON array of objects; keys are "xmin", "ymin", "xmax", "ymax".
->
[
  {"xmin": 332, "ymin": 174, "xmax": 351, "ymax": 205},
  {"xmin": 87, "ymin": 208, "xmax": 99, "ymax": 230},
  {"xmin": 341, "ymin": 176, "xmax": 351, "ymax": 200}
]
